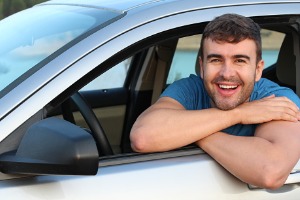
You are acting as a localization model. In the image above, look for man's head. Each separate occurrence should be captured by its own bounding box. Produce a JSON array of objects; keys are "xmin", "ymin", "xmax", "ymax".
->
[
  {"xmin": 199, "ymin": 13, "xmax": 262, "ymax": 62},
  {"xmin": 199, "ymin": 14, "xmax": 264, "ymax": 110}
]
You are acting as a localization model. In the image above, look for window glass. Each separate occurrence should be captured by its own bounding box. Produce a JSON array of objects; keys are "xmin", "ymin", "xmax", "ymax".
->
[
  {"xmin": 261, "ymin": 29, "xmax": 285, "ymax": 68},
  {"xmin": 80, "ymin": 57, "xmax": 132, "ymax": 91},
  {"xmin": 166, "ymin": 35, "xmax": 200, "ymax": 84},
  {"xmin": 166, "ymin": 29, "xmax": 285, "ymax": 85},
  {"xmin": 0, "ymin": 5, "xmax": 121, "ymax": 93}
]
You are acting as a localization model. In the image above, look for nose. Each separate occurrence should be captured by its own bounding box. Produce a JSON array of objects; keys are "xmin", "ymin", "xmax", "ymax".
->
[{"xmin": 219, "ymin": 61, "xmax": 235, "ymax": 79}]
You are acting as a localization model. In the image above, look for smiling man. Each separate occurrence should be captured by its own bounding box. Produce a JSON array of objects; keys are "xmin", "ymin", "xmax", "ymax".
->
[
  {"xmin": 202, "ymin": 38, "xmax": 259, "ymax": 110},
  {"xmin": 130, "ymin": 14, "xmax": 300, "ymax": 189}
]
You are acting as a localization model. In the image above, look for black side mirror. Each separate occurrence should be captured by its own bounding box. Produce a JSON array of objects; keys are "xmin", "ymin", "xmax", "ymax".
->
[{"xmin": 0, "ymin": 117, "xmax": 99, "ymax": 175}]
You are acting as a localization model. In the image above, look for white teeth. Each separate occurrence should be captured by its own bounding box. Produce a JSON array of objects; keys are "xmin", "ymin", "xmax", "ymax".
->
[{"xmin": 219, "ymin": 85, "xmax": 238, "ymax": 89}]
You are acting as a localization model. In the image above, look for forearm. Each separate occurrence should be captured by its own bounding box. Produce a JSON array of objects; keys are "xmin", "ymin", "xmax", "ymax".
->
[
  {"xmin": 197, "ymin": 133, "xmax": 278, "ymax": 188},
  {"xmin": 130, "ymin": 106, "xmax": 239, "ymax": 152},
  {"xmin": 130, "ymin": 95, "xmax": 300, "ymax": 153},
  {"xmin": 197, "ymin": 123, "xmax": 300, "ymax": 189}
]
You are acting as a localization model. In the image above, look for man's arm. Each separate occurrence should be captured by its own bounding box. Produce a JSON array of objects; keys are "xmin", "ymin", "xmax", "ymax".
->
[
  {"xmin": 197, "ymin": 121, "xmax": 300, "ymax": 189},
  {"xmin": 130, "ymin": 95, "xmax": 300, "ymax": 153},
  {"xmin": 130, "ymin": 96, "xmax": 240, "ymax": 152}
]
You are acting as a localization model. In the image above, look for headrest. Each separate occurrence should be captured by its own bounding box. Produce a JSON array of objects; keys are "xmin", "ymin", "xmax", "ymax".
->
[{"xmin": 276, "ymin": 34, "xmax": 296, "ymax": 86}]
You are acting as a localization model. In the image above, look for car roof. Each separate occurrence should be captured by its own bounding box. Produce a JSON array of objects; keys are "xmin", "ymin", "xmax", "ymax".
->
[
  {"xmin": 40, "ymin": 0, "xmax": 168, "ymax": 13},
  {"xmin": 40, "ymin": 0, "xmax": 300, "ymax": 14}
]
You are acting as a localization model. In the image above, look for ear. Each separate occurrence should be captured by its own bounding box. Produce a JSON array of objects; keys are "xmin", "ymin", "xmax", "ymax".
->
[
  {"xmin": 255, "ymin": 59, "xmax": 264, "ymax": 82},
  {"xmin": 199, "ymin": 56, "xmax": 204, "ymax": 79}
]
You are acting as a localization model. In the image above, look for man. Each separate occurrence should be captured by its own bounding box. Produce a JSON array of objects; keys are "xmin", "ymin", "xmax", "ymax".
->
[{"xmin": 130, "ymin": 14, "xmax": 300, "ymax": 189}]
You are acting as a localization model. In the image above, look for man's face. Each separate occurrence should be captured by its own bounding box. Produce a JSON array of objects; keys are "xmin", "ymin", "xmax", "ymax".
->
[{"xmin": 200, "ymin": 38, "xmax": 264, "ymax": 110}]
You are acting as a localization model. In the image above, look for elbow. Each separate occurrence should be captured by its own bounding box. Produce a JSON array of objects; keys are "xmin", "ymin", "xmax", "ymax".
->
[
  {"xmin": 130, "ymin": 136, "xmax": 147, "ymax": 153},
  {"xmin": 260, "ymin": 176, "xmax": 285, "ymax": 190},
  {"xmin": 130, "ymin": 127, "xmax": 152, "ymax": 153},
  {"xmin": 258, "ymin": 165, "xmax": 287, "ymax": 190}
]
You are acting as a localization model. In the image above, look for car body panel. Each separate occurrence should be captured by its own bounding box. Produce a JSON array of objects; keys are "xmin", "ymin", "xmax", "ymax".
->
[
  {"xmin": 1, "ymin": 153, "xmax": 300, "ymax": 199},
  {"xmin": 40, "ymin": 0, "xmax": 166, "ymax": 12}
]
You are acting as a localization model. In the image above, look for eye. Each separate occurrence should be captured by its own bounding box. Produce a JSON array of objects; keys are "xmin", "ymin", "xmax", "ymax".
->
[
  {"xmin": 209, "ymin": 58, "xmax": 221, "ymax": 63},
  {"xmin": 235, "ymin": 59, "xmax": 246, "ymax": 63}
]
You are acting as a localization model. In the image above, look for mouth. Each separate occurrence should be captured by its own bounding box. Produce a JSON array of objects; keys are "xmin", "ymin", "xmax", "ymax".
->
[
  {"xmin": 218, "ymin": 84, "xmax": 238, "ymax": 90},
  {"xmin": 216, "ymin": 83, "xmax": 240, "ymax": 97}
]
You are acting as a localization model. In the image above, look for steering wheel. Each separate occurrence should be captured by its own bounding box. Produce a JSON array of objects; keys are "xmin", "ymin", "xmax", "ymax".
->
[{"xmin": 62, "ymin": 92, "xmax": 113, "ymax": 156}]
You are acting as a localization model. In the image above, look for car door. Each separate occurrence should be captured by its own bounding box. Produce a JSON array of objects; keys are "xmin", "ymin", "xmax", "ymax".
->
[{"xmin": 51, "ymin": 10, "xmax": 300, "ymax": 198}]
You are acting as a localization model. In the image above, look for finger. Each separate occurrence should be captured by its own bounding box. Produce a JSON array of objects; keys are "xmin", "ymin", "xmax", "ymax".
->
[
  {"xmin": 297, "ymin": 112, "xmax": 300, "ymax": 121},
  {"xmin": 282, "ymin": 100, "xmax": 299, "ymax": 113},
  {"xmin": 273, "ymin": 106, "xmax": 299, "ymax": 122},
  {"xmin": 271, "ymin": 111, "xmax": 298, "ymax": 122},
  {"xmin": 266, "ymin": 96, "xmax": 299, "ymax": 112},
  {"xmin": 273, "ymin": 96, "xmax": 297, "ymax": 106}
]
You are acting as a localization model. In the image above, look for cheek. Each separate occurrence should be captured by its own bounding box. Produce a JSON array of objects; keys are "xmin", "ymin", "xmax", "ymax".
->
[
  {"xmin": 239, "ymin": 69, "xmax": 257, "ymax": 83},
  {"xmin": 202, "ymin": 66, "xmax": 221, "ymax": 82}
]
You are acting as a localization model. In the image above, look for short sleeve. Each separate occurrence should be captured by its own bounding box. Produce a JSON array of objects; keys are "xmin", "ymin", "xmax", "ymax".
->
[
  {"xmin": 160, "ymin": 74, "xmax": 210, "ymax": 110},
  {"xmin": 251, "ymin": 78, "xmax": 300, "ymax": 107}
]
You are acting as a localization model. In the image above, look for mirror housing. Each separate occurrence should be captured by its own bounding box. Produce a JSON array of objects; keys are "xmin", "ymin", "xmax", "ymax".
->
[{"xmin": 0, "ymin": 117, "xmax": 99, "ymax": 175}]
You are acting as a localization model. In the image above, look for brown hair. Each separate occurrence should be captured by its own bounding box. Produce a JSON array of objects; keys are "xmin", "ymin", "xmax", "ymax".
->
[{"xmin": 200, "ymin": 14, "xmax": 262, "ymax": 63}]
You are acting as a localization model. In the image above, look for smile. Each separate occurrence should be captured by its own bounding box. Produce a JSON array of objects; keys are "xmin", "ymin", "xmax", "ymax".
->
[{"xmin": 218, "ymin": 84, "xmax": 238, "ymax": 89}]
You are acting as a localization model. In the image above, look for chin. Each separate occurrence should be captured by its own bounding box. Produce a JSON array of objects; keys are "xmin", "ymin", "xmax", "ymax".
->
[
  {"xmin": 216, "ymin": 105, "xmax": 236, "ymax": 111},
  {"xmin": 214, "ymin": 101, "xmax": 239, "ymax": 111}
]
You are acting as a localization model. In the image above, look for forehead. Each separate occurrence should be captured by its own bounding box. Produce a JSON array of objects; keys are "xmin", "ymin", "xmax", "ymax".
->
[{"xmin": 203, "ymin": 38, "xmax": 257, "ymax": 58}]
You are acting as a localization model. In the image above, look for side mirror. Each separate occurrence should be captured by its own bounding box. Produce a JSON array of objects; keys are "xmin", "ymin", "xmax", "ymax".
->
[{"xmin": 0, "ymin": 117, "xmax": 99, "ymax": 175}]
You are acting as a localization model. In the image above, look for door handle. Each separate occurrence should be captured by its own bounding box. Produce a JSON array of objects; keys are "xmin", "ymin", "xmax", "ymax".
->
[{"xmin": 285, "ymin": 169, "xmax": 300, "ymax": 185}]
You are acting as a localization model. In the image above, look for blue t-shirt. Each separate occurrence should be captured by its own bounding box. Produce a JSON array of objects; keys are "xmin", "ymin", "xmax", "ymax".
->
[{"xmin": 161, "ymin": 74, "xmax": 300, "ymax": 136}]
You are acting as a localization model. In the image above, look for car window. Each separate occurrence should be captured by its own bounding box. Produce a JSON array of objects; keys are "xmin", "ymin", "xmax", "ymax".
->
[
  {"xmin": 80, "ymin": 57, "xmax": 132, "ymax": 91},
  {"xmin": 166, "ymin": 35, "xmax": 200, "ymax": 84},
  {"xmin": 261, "ymin": 29, "xmax": 285, "ymax": 67},
  {"xmin": 166, "ymin": 29, "xmax": 285, "ymax": 84}
]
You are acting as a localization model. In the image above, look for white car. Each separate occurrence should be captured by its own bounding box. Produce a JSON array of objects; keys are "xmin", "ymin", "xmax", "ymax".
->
[{"xmin": 1, "ymin": 0, "xmax": 300, "ymax": 199}]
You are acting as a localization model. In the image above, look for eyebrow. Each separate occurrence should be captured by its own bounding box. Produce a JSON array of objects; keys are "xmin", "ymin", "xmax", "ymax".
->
[
  {"xmin": 234, "ymin": 54, "xmax": 251, "ymax": 61},
  {"xmin": 207, "ymin": 54, "xmax": 222, "ymax": 59},
  {"xmin": 206, "ymin": 54, "xmax": 250, "ymax": 61}
]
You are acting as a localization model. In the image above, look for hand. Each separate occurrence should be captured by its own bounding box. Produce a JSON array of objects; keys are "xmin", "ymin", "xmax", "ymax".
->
[{"xmin": 234, "ymin": 95, "xmax": 300, "ymax": 124}]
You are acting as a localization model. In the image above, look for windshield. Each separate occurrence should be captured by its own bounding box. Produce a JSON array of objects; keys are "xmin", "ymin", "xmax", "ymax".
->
[{"xmin": 0, "ymin": 4, "xmax": 121, "ymax": 92}]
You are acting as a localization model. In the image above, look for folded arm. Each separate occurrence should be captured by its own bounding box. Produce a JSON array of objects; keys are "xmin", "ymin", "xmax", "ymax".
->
[
  {"xmin": 130, "ymin": 97, "xmax": 240, "ymax": 152},
  {"xmin": 197, "ymin": 121, "xmax": 300, "ymax": 189},
  {"xmin": 130, "ymin": 95, "xmax": 300, "ymax": 153}
]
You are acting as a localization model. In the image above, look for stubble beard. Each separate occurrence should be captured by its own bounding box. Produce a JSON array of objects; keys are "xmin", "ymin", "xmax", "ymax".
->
[{"xmin": 204, "ymin": 76, "xmax": 255, "ymax": 111}]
